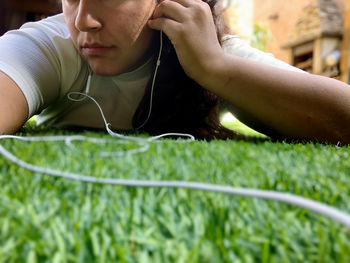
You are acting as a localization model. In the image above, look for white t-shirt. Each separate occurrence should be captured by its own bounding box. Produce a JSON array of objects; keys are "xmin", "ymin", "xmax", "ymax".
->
[{"xmin": 0, "ymin": 14, "xmax": 303, "ymax": 130}]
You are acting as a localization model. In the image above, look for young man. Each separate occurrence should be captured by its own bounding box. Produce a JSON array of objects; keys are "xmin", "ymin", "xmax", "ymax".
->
[{"xmin": 1, "ymin": 0, "xmax": 350, "ymax": 144}]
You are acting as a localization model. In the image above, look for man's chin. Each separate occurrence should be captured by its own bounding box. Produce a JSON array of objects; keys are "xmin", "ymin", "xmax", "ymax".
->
[
  {"xmin": 89, "ymin": 64, "xmax": 125, "ymax": 76},
  {"xmin": 92, "ymin": 69, "xmax": 119, "ymax": 76}
]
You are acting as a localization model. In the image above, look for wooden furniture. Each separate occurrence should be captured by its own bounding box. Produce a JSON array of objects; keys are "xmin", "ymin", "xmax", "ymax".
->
[
  {"xmin": 340, "ymin": 0, "xmax": 350, "ymax": 83},
  {"xmin": 282, "ymin": 0, "xmax": 344, "ymax": 80},
  {"xmin": 284, "ymin": 36, "xmax": 342, "ymax": 78},
  {"xmin": 0, "ymin": 0, "xmax": 61, "ymax": 35}
]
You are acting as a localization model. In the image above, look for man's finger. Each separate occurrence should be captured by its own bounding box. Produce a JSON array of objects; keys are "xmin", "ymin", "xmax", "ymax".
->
[
  {"xmin": 148, "ymin": 17, "xmax": 183, "ymax": 42},
  {"xmin": 158, "ymin": 0, "xmax": 196, "ymax": 8},
  {"xmin": 153, "ymin": 0, "xmax": 187, "ymax": 22}
]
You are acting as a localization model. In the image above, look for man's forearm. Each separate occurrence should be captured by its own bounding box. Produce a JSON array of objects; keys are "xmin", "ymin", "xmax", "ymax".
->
[{"xmin": 201, "ymin": 53, "xmax": 350, "ymax": 144}]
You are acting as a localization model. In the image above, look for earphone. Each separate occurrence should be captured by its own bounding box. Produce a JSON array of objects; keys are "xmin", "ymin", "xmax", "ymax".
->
[
  {"xmin": 0, "ymin": 132, "xmax": 349, "ymax": 228},
  {"xmin": 135, "ymin": 0, "xmax": 163, "ymax": 129},
  {"xmin": 0, "ymin": 27, "xmax": 349, "ymax": 229},
  {"xmin": 82, "ymin": 29, "xmax": 163, "ymax": 131},
  {"xmin": 1, "ymin": 81, "xmax": 350, "ymax": 228},
  {"xmin": 135, "ymin": 30, "xmax": 163, "ymax": 130}
]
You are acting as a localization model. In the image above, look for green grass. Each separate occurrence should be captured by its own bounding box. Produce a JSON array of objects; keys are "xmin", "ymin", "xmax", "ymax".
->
[{"xmin": 0, "ymin": 120, "xmax": 350, "ymax": 262}]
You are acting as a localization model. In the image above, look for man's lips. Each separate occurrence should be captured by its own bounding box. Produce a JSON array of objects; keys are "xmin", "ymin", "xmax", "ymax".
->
[{"xmin": 81, "ymin": 44, "xmax": 116, "ymax": 56}]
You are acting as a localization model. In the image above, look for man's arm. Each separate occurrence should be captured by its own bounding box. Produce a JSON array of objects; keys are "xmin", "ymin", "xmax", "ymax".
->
[
  {"xmin": 203, "ymin": 53, "xmax": 350, "ymax": 144},
  {"xmin": 0, "ymin": 71, "xmax": 29, "ymax": 135},
  {"xmin": 149, "ymin": 0, "xmax": 350, "ymax": 144}
]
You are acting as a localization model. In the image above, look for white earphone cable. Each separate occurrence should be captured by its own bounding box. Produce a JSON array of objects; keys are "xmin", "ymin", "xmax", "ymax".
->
[
  {"xmin": 136, "ymin": 30, "xmax": 163, "ymax": 130},
  {"xmin": 0, "ymin": 137, "xmax": 349, "ymax": 228},
  {"xmin": 1, "ymin": 31, "xmax": 349, "ymax": 229}
]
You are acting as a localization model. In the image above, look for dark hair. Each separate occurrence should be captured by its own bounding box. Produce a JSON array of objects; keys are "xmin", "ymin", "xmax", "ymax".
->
[{"xmin": 132, "ymin": 0, "xmax": 240, "ymax": 140}]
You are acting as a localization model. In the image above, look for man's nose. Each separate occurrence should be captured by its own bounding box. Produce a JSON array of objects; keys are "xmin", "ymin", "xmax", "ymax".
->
[{"xmin": 75, "ymin": 0, "xmax": 102, "ymax": 32}]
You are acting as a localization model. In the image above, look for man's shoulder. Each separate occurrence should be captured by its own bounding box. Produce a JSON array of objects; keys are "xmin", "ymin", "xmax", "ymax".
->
[
  {"xmin": 221, "ymin": 34, "xmax": 251, "ymax": 51},
  {"xmin": 220, "ymin": 34, "xmax": 305, "ymax": 73},
  {"xmin": 17, "ymin": 13, "xmax": 82, "ymax": 71},
  {"xmin": 16, "ymin": 14, "xmax": 85, "ymax": 93},
  {"xmin": 20, "ymin": 13, "xmax": 70, "ymax": 38}
]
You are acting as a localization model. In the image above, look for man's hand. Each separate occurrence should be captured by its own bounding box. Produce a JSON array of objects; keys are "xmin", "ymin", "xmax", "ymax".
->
[{"xmin": 148, "ymin": 0, "xmax": 225, "ymax": 86}]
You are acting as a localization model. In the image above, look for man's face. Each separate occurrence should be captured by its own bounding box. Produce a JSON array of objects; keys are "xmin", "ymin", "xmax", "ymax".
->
[{"xmin": 62, "ymin": 0, "xmax": 156, "ymax": 76}]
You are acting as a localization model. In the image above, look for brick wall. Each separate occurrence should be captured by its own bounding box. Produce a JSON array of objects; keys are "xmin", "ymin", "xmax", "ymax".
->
[{"xmin": 254, "ymin": 0, "xmax": 345, "ymax": 62}]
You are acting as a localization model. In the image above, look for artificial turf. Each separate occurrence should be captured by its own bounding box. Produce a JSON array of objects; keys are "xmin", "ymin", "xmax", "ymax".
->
[{"xmin": 0, "ymin": 120, "xmax": 349, "ymax": 262}]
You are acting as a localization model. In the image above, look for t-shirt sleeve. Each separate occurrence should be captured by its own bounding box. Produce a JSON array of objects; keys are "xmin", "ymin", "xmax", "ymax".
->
[
  {"xmin": 0, "ymin": 17, "xmax": 71, "ymax": 118},
  {"xmin": 221, "ymin": 35, "xmax": 306, "ymax": 73},
  {"xmin": 0, "ymin": 28, "xmax": 61, "ymax": 118}
]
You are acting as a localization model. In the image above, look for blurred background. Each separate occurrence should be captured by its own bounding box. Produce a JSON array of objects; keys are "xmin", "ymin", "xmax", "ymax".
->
[{"xmin": 222, "ymin": 0, "xmax": 349, "ymax": 82}]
